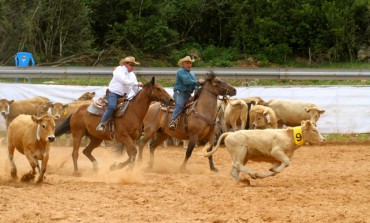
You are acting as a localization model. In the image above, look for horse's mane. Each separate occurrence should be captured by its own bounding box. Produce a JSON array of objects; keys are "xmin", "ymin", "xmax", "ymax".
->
[{"xmin": 191, "ymin": 71, "xmax": 216, "ymax": 101}]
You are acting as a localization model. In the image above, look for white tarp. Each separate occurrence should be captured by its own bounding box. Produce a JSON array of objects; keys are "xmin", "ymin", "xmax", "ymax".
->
[{"xmin": 0, "ymin": 83, "xmax": 369, "ymax": 134}]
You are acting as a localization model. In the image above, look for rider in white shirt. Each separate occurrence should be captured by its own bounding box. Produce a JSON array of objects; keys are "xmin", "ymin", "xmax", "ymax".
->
[{"xmin": 96, "ymin": 56, "xmax": 143, "ymax": 132}]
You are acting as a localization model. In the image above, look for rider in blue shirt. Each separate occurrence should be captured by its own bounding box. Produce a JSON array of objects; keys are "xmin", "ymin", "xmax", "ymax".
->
[{"xmin": 169, "ymin": 56, "xmax": 204, "ymax": 130}]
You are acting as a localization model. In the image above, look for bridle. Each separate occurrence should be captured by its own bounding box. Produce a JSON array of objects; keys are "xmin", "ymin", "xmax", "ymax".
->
[{"xmin": 203, "ymin": 78, "xmax": 232, "ymax": 100}]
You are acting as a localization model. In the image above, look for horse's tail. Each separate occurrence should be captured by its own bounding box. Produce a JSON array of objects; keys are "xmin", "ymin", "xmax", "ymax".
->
[
  {"xmin": 202, "ymin": 132, "xmax": 231, "ymax": 157},
  {"xmin": 55, "ymin": 115, "xmax": 72, "ymax": 137}
]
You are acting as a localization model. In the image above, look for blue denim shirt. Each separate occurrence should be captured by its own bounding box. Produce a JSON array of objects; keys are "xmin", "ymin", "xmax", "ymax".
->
[{"xmin": 173, "ymin": 67, "xmax": 199, "ymax": 92}]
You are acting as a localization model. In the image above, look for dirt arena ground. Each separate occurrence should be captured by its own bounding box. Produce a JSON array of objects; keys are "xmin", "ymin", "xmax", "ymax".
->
[{"xmin": 0, "ymin": 140, "xmax": 369, "ymax": 223}]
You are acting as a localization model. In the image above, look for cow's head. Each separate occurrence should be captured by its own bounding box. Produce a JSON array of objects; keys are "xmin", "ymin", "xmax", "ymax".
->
[
  {"xmin": 32, "ymin": 114, "xmax": 56, "ymax": 142},
  {"xmin": 253, "ymin": 109, "xmax": 270, "ymax": 129},
  {"xmin": 0, "ymin": 99, "xmax": 14, "ymax": 117},
  {"xmin": 49, "ymin": 102, "xmax": 68, "ymax": 119},
  {"xmin": 76, "ymin": 91, "xmax": 95, "ymax": 101},
  {"xmin": 301, "ymin": 120, "xmax": 325, "ymax": 144},
  {"xmin": 304, "ymin": 107, "xmax": 325, "ymax": 126}
]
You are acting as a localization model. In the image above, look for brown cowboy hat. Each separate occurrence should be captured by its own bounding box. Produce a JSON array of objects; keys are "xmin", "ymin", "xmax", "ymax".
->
[
  {"xmin": 119, "ymin": 56, "xmax": 140, "ymax": 66},
  {"xmin": 177, "ymin": 56, "xmax": 194, "ymax": 67}
]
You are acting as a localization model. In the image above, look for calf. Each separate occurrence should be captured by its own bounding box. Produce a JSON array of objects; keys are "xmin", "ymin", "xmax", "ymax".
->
[
  {"xmin": 224, "ymin": 99, "xmax": 248, "ymax": 131},
  {"xmin": 0, "ymin": 96, "xmax": 50, "ymax": 128},
  {"xmin": 203, "ymin": 120, "xmax": 324, "ymax": 182},
  {"xmin": 267, "ymin": 99, "xmax": 325, "ymax": 128},
  {"xmin": 7, "ymin": 114, "xmax": 56, "ymax": 183},
  {"xmin": 248, "ymin": 105, "xmax": 277, "ymax": 129},
  {"xmin": 75, "ymin": 91, "xmax": 95, "ymax": 101}
]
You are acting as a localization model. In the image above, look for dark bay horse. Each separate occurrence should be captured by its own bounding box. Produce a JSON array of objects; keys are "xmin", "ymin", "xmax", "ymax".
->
[
  {"xmin": 135, "ymin": 72, "xmax": 236, "ymax": 172},
  {"xmin": 55, "ymin": 76, "xmax": 173, "ymax": 173}
]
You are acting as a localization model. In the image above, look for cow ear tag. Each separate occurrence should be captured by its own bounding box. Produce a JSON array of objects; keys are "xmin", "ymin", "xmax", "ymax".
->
[
  {"xmin": 64, "ymin": 109, "xmax": 67, "ymax": 116},
  {"xmin": 293, "ymin": 126, "xmax": 304, "ymax": 146}
]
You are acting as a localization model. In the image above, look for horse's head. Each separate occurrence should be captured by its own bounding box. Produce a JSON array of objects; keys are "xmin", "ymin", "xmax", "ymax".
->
[
  {"xmin": 145, "ymin": 76, "xmax": 174, "ymax": 106},
  {"xmin": 203, "ymin": 71, "xmax": 236, "ymax": 98}
]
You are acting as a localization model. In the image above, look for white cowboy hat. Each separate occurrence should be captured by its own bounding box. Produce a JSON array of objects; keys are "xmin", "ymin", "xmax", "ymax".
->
[
  {"xmin": 120, "ymin": 56, "xmax": 140, "ymax": 65},
  {"xmin": 177, "ymin": 56, "xmax": 194, "ymax": 67}
]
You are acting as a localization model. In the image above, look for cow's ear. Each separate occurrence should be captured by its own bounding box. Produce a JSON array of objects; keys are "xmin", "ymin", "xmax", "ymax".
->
[
  {"xmin": 320, "ymin": 109, "xmax": 325, "ymax": 114},
  {"xmin": 63, "ymin": 104, "xmax": 69, "ymax": 109},
  {"xmin": 304, "ymin": 108, "xmax": 310, "ymax": 112},
  {"xmin": 8, "ymin": 100, "xmax": 14, "ymax": 104},
  {"xmin": 301, "ymin": 120, "xmax": 308, "ymax": 128},
  {"xmin": 31, "ymin": 115, "xmax": 38, "ymax": 123}
]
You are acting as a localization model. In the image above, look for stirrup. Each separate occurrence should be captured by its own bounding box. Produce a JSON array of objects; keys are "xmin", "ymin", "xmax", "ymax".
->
[
  {"xmin": 169, "ymin": 121, "xmax": 176, "ymax": 130},
  {"xmin": 96, "ymin": 123, "xmax": 106, "ymax": 132}
]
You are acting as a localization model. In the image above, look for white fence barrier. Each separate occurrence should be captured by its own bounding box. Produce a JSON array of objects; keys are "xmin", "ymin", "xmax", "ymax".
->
[{"xmin": 0, "ymin": 83, "xmax": 369, "ymax": 134}]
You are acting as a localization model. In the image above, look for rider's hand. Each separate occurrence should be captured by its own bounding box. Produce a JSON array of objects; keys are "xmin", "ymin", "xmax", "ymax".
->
[
  {"xmin": 198, "ymin": 78, "xmax": 205, "ymax": 84},
  {"xmin": 137, "ymin": 82, "xmax": 143, "ymax": 87}
]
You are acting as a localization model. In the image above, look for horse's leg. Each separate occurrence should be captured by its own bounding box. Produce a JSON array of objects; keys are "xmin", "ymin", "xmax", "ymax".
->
[
  {"xmin": 137, "ymin": 131, "xmax": 156, "ymax": 163},
  {"xmin": 71, "ymin": 132, "xmax": 85, "ymax": 173},
  {"xmin": 110, "ymin": 137, "xmax": 137, "ymax": 171},
  {"xmin": 82, "ymin": 136, "xmax": 103, "ymax": 172},
  {"xmin": 148, "ymin": 132, "xmax": 169, "ymax": 169},
  {"xmin": 180, "ymin": 136, "xmax": 198, "ymax": 172},
  {"xmin": 206, "ymin": 135, "xmax": 219, "ymax": 172}
]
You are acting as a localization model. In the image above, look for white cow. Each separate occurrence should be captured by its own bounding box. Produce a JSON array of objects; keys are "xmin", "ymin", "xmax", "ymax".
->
[
  {"xmin": 203, "ymin": 120, "xmax": 324, "ymax": 182},
  {"xmin": 267, "ymin": 99, "xmax": 325, "ymax": 128},
  {"xmin": 224, "ymin": 99, "xmax": 248, "ymax": 131},
  {"xmin": 248, "ymin": 105, "xmax": 277, "ymax": 129}
]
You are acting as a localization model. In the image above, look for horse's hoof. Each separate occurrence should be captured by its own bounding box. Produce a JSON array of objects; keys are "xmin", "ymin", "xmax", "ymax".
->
[
  {"xmin": 110, "ymin": 163, "xmax": 126, "ymax": 171},
  {"xmin": 72, "ymin": 171, "xmax": 82, "ymax": 177},
  {"xmin": 179, "ymin": 166, "xmax": 190, "ymax": 174},
  {"xmin": 210, "ymin": 167, "xmax": 219, "ymax": 172},
  {"xmin": 21, "ymin": 173, "xmax": 35, "ymax": 182},
  {"xmin": 238, "ymin": 178, "xmax": 251, "ymax": 186}
]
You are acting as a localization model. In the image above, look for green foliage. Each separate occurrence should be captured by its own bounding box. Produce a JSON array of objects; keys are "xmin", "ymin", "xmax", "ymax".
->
[{"xmin": 0, "ymin": 0, "xmax": 369, "ymax": 66}]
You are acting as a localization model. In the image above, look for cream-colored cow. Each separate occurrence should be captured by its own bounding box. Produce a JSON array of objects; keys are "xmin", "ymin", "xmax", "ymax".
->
[
  {"xmin": 203, "ymin": 120, "xmax": 324, "ymax": 182},
  {"xmin": 224, "ymin": 99, "xmax": 248, "ymax": 131},
  {"xmin": 267, "ymin": 99, "xmax": 325, "ymax": 128},
  {"xmin": 248, "ymin": 105, "xmax": 277, "ymax": 129}
]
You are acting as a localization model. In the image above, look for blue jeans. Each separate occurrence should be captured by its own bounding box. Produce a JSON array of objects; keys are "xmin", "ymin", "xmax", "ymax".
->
[
  {"xmin": 99, "ymin": 92, "xmax": 120, "ymax": 124},
  {"xmin": 170, "ymin": 90, "xmax": 191, "ymax": 122}
]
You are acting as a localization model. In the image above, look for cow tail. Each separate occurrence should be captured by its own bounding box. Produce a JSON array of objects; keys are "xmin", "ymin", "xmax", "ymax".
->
[
  {"xmin": 55, "ymin": 115, "xmax": 72, "ymax": 136},
  {"xmin": 202, "ymin": 132, "xmax": 230, "ymax": 157}
]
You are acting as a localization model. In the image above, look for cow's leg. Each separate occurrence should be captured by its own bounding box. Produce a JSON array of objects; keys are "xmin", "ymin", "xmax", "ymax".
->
[
  {"xmin": 231, "ymin": 118, "xmax": 238, "ymax": 131},
  {"xmin": 7, "ymin": 145, "xmax": 17, "ymax": 179},
  {"xmin": 22, "ymin": 152, "xmax": 38, "ymax": 182},
  {"xmin": 255, "ymin": 163, "xmax": 278, "ymax": 179},
  {"xmin": 269, "ymin": 148, "xmax": 290, "ymax": 173},
  {"xmin": 183, "ymin": 140, "xmax": 188, "ymax": 149},
  {"xmin": 240, "ymin": 117, "xmax": 246, "ymax": 130},
  {"xmin": 82, "ymin": 136, "xmax": 103, "ymax": 172},
  {"xmin": 232, "ymin": 146, "xmax": 256, "ymax": 180},
  {"xmin": 36, "ymin": 153, "xmax": 49, "ymax": 183}
]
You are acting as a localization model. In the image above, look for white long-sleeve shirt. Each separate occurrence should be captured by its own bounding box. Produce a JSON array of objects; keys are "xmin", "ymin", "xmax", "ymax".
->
[{"xmin": 108, "ymin": 65, "xmax": 139, "ymax": 96}]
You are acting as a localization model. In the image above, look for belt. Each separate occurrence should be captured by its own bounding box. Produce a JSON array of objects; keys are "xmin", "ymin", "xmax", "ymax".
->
[
  {"xmin": 175, "ymin": 90, "xmax": 192, "ymax": 94},
  {"xmin": 106, "ymin": 89, "xmax": 127, "ymax": 97}
]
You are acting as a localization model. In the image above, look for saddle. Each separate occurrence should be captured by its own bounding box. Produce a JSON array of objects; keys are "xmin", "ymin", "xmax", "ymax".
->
[{"xmin": 87, "ymin": 95, "xmax": 129, "ymax": 117}]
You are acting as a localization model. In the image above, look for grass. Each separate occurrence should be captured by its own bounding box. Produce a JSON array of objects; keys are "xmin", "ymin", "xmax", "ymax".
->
[{"xmin": 1, "ymin": 77, "xmax": 369, "ymax": 88}]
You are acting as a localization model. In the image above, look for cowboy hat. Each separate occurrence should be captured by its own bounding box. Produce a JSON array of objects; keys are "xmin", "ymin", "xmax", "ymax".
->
[
  {"xmin": 120, "ymin": 56, "xmax": 140, "ymax": 65},
  {"xmin": 177, "ymin": 56, "xmax": 194, "ymax": 67}
]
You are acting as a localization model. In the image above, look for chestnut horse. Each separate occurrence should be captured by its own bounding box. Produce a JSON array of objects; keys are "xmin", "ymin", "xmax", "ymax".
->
[
  {"xmin": 132, "ymin": 72, "xmax": 236, "ymax": 172},
  {"xmin": 55, "ymin": 77, "xmax": 173, "ymax": 172}
]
